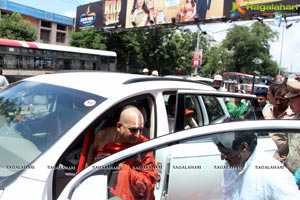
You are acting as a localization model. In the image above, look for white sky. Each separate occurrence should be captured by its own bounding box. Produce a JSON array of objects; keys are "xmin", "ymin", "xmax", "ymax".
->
[{"xmin": 8, "ymin": 0, "xmax": 300, "ymax": 74}]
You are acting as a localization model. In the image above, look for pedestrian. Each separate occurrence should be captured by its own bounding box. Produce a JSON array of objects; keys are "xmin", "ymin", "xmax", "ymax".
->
[
  {"xmin": 0, "ymin": 68, "xmax": 9, "ymax": 87},
  {"xmin": 86, "ymin": 105, "xmax": 158, "ymax": 199},
  {"xmin": 254, "ymin": 87, "xmax": 268, "ymax": 109},
  {"xmin": 281, "ymin": 78, "xmax": 300, "ymax": 188},
  {"xmin": 142, "ymin": 68, "xmax": 149, "ymax": 75},
  {"xmin": 245, "ymin": 85, "xmax": 252, "ymax": 94},
  {"xmin": 262, "ymin": 83, "xmax": 283, "ymax": 117},
  {"xmin": 264, "ymin": 85, "xmax": 294, "ymax": 119},
  {"xmin": 213, "ymin": 74, "xmax": 227, "ymax": 91},
  {"xmin": 253, "ymin": 87, "xmax": 268, "ymax": 119},
  {"xmin": 262, "ymin": 85, "xmax": 296, "ymax": 164},
  {"xmin": 213, "ymin": 131, "xmax": 300, "ymax": 199},
  {"xmin": 151, "ymin": 70, "xmax": 159, "ymax": 77},
  {"xmin": 225, "ymin": 97, "xmax": 249, "ymax": 119}
]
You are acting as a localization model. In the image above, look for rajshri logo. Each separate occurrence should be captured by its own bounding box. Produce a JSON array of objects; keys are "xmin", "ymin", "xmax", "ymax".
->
[{"xmin": 230, "ymin": 2, "xmax": 246, "ymax": 18}]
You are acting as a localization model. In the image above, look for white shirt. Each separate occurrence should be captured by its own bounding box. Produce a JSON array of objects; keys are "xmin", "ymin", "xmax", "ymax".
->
[
  {"xmin": 222, "ymin": 149, "xmax": 300, "ymax": 200},
  {"xmin": 0, "ymin": 75, "xmax": 9, "ymax": 87},
  {"xmin": 217, "ymin": 87, "xmax": 227, "ymax": 92}
]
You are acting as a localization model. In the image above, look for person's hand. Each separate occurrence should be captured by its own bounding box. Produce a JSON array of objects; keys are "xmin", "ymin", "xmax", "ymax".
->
[
  {"xmin": 94, "ymin": 153, "xmax": 110, "ymax": 161},
  {"xmin": 273, "ymin": 151, "xmax": 284, "ymax": 163}
]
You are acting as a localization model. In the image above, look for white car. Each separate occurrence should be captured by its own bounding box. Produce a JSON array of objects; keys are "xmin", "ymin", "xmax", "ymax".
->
[
  {"xmin": 56, "ymin": 120, "xmax": 298, "ymax": 200},
  {"xmin": 164, "ymin": 75, "xmax": 214, "ymax": 86},
  {"xmin": 0, "ymin": 72, "xmax": 258, "ymax": 199}
]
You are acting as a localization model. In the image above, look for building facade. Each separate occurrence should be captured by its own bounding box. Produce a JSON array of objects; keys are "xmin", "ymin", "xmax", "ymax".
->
[{"xmin": 0, "ymin": 0, "xmax": 74, "ymax": 45}]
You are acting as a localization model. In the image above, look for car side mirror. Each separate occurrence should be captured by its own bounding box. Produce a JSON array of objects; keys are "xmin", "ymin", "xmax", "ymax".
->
[{"xmin": 71, "ymin": 175, "xmax": 108, "ymax": 200}]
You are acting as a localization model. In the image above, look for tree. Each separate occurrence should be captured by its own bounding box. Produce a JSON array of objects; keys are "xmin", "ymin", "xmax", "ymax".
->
[
  {"xmin": 106, "ymin": 31, "xmax": 142, "ymax": 73},
  {"xmin": 222, "ymin": 22, "xmax": 279, "ymax": 76},
  {"xmin": 200, "ymin": 46, "xmax": 234, "ymax": 78},
  {"xmin": 70, "ymin": 27, "xmax": 107, "ymax": 49},
  {"xmin": 134, "ymin": 28, "xmax": 207, "ymax": 76},
  {"xmin": 106, "ymin": 28, "xmax": 201, "ymax": 75},
  {"xmin": 0, "ymin": 13, "xmax": 37, "ymax": 41}
]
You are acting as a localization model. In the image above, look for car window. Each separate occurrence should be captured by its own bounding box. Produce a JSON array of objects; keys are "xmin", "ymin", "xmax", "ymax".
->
[
  {"xmin": 163, "ymin": 93, "xmax": 177, "ymax": 133},
  {"xmin": 164, "ymin": 92, "xmax": 201, "ymax": 133},
  {"xmin": 165, "ymin": 92, "xmax": 229, "ymax": 132},
  {"xmin": 67, "ymin": 128, "xmax": 300, "ymax": 200},
  {"xmin": 0, "ymin": 81, "xmax": 104, "ymax": 179},
  {"xmin": 52, "ymin": 94, "xmax": 155, "ymax": 199},
  {"xmin": 202, "ymin": 96, "xmax": 225, "ymax": 122}
]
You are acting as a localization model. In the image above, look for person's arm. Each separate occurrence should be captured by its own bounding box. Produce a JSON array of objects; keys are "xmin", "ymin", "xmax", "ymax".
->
[
  {"xmin": 185, "ymin": 4, "xmax": 197, "ymax": 21},
  {"xmin": 124, "ymin": 151, "xmax": 157, "ymax": 185},
  {"xmin": 4, "ymin": 77, "xmax": 9, "ymax": 86},
  {"xmin": 113, "ymin": 151, "xmax": 158, "ymax": 199},
  {"xmin": 268, "ymin": 168, "xmax": 300, "ymax": 199},
  {"xmin": 270, "ymin": 132, "xmax": 288, "ymax": 163}
]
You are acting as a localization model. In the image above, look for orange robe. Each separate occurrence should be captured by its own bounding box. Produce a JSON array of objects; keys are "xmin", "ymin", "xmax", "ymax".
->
[{"xmin": 96, "ymin": 135, "xmax": 158, "ymax": 200}]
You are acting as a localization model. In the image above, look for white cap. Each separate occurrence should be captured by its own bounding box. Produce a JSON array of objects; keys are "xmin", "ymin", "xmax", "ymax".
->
[
  {"xmin": 142, "ymin": 68, "xmax": 149, "ymax": 73},
  {"xmin": 212, "ymin": 132, "xmax": 235, "ymax": 149},
  {"xmin": 151, "ymin": 70, "xmax": 159, "ymax": 76},
  {"xmin": 214, "ymin": 74, "xmax": 223, "ymax": 81}
]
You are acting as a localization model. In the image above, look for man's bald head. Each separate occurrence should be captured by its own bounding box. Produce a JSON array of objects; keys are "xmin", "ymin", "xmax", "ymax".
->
[
  {"xmin": 119, "ymin": 105, "xmax": 144, "ymax": 125},
  {"xmin": 116, "ymin": 105, "xmax": 144, "ymax": 144}
]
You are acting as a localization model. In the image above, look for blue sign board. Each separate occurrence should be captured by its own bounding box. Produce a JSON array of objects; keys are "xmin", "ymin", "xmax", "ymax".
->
[{"xmin": 0, "ymin": 0, "xmax": 74, "ymax": 26}]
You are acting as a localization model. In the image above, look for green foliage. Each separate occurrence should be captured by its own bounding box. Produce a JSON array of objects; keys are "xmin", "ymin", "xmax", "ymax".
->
[
  {"xmin": 200, "ymin": 46, "xmax": 234, "ymax": 78},
  {"xmin": 105, "ymin": 28, "xmax": 200, "ymax": 75},
  {"xmin": 0, "ymin": 13, "xmax": 37, "ymax": 41},
  {"xmin": 70, "ymin": 21, "xmax": 280, "ymax": 77},
  {"xmin": 221, "ymin": 22, "xmax": 279, "ymax": 76},
  {"xmin": 70, "ymin": 27, "xmax": 107, "ymax": 49},
  {"xmin": 106, "ymin": 31, "xmax": 142, "ymax": 73},
  {"xmin": 0, "ymin": 97, "xmax": 21, "ymax": 124}
]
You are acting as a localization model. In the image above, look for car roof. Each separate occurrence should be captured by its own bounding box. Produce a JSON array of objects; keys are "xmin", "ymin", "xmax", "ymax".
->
[
  {"xmin": 164, "ymin": 75, "xmax": 213, "ymax": 84},
  {"xmin": 23, "ymin": 71, "xmax": 215, "ymax": 97}
]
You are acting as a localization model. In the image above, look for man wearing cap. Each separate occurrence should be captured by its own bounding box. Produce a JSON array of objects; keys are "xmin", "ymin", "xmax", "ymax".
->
[
  {"xmin": 142, "ymin": 68, "xmax": 149, "ymax": 75},
  {"xmin": 151, "ymin": 70, "xmax": 159, "ymax": 77},
  {"xmin": 253, "ymin": 87, "xmax": 268, "ymax": 119},
  {"xmin": 213, "ymin": 74, "xmax": 227, "ymax": 92},
  {"xmin": 213, "ymin": 131, "xmax": 300, "ymax": 199},
  {"xmin": 286, "ymin": 80, "xmax": 300, "ymax": 117},
  {"xmin": 283, "ymin": 79, "xmax": 300, "ymax": 188}
]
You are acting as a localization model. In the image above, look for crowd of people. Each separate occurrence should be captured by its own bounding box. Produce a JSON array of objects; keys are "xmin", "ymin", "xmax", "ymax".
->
[
  {"xmin": 94, "ymin": 72, "xmax": 299, "ymax": 199},
  {"xmin": 212, "ymin": 73, "xmax": 300, "ymax": 198},
  {"xmin": 142, "ymin": 67, "xmax": 159, "ymax": 76}
]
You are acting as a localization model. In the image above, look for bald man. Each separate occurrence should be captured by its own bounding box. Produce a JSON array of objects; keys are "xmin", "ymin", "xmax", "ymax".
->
[{"xmin": 86, "ymin": 105, "xmax": 158, "ymax": 200}]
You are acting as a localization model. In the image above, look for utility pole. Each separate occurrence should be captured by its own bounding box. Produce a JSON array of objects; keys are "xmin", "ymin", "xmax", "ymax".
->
[
  {"xmin": 194, "ymin": 25, "xmax": 201, "ymax": 76},
  {"xmin": 193, "ymin": 24, "xmax": 206, "ymax": 76}
]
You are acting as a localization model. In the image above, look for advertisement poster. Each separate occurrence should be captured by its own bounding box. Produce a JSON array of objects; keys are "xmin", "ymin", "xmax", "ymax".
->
[
  {"xmin": 76, "ymin": 0, "xmax": 300, "ymax": 31},
  {"xmin": 76, "ymin": 0, "xmax": 226, "ymax": 30},
  {"xmin": 76, "ymin": 0, "xmax": 128, "ymax": 31}
]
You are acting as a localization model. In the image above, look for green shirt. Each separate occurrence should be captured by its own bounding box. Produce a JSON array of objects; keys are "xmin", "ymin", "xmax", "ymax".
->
[{"xmin": 226, "ymin": 101, "xmax": 249, "ymax": 118}]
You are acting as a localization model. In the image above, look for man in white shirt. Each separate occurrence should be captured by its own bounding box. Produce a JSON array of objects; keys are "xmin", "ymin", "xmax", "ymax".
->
[
  {"xmin": 213, "ymin": 74, "xmax": 227, "ymax": 92},
  {"xmin": 213, "ymin": 131, "xmax": 300, "ymax": 199},
  {"xmin": 0, "ymin": 68, "xmax": 9, "ymax": 87}
]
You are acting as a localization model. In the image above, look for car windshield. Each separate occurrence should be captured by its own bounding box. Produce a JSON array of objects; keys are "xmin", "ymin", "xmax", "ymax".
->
[{"xmin": 0, "ymin": 81, "xmax": 105, "ymax": 179}]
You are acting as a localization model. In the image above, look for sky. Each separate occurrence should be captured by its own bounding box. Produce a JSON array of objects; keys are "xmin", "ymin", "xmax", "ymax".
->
[{"xmin": 8, "ymin": 0, "xmax": 300, "ymax": 74}]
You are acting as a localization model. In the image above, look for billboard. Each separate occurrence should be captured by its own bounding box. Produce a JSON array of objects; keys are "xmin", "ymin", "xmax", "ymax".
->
[
  {"xmin": 75, "ymin": 0, "xmax": 226, "ymax": 31},
  {"xmin": 75, "ymin": 0, "xmax": 300, "ymax": 31}
]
